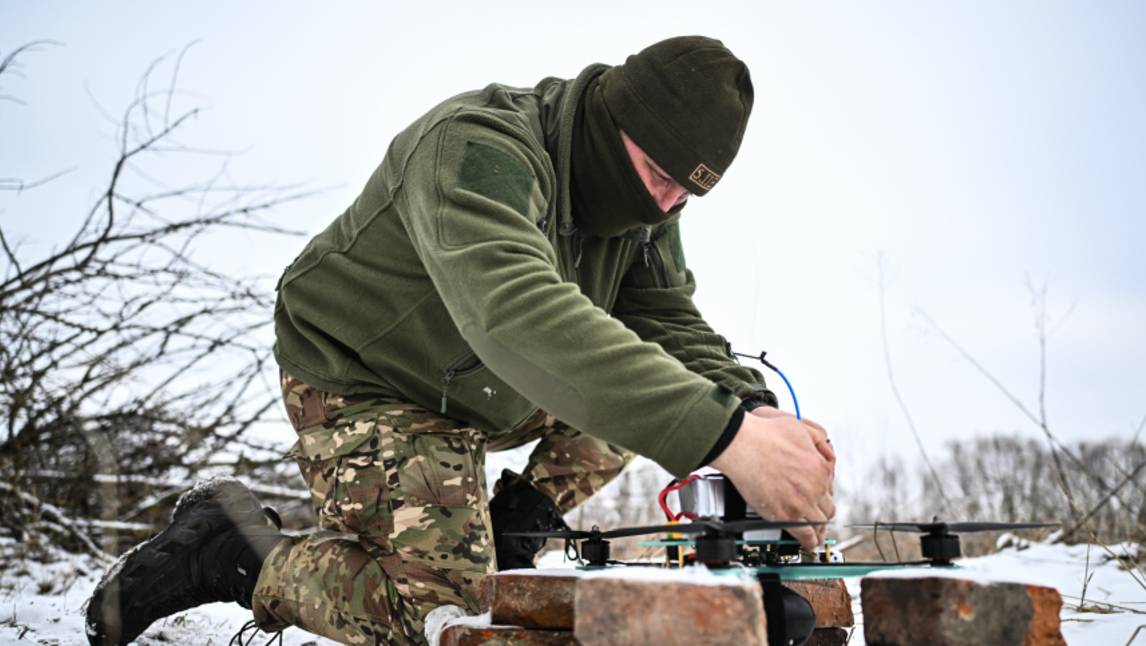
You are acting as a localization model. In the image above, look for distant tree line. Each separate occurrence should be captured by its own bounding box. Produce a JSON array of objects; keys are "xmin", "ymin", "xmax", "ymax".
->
[{"xmin": 845, "ymin": 435, "xmax": 1146, "ymax": 552}]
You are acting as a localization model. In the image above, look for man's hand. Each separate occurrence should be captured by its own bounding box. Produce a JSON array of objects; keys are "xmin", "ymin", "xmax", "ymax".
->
[
  {"xmin": 710, "ymin": 408, "xmax": 836, "ymax": 550},
  {"xmin": 748, "ymin": 406, "xmax": 837, "ymax": 466}
]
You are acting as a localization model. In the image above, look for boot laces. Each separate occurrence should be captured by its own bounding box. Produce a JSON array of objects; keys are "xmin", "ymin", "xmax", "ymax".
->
[{"xmin": 228, "ymin": 619, "xmax": 284, "ymax": 646}]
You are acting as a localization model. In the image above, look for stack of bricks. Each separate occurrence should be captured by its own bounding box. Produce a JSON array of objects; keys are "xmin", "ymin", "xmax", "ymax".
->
[
  {"xmin": 442, "ymin": 570, "xmax": 581, "ymax": 645},
  {"xmin": 439, "ymin": 568, "xmax": 856, "ymax": 645},
  {"xmin": 440, "ymin": 566, "xmax": 1068, "ymax": 645}
]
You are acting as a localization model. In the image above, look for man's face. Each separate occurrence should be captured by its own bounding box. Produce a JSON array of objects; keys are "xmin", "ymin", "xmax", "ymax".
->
[{"xmin": 620, "ymin": 130, "xmax": 690, "ymax": 213}]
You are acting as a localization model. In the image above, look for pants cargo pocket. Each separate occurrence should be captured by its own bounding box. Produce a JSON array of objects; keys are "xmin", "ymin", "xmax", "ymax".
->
[
  {"xmin": 285, "ymin": 402, "xmax": 493, "ymax": 617},
  {"xmin": 381, "ymin": 415, "xmax": 492, "ymax": 612},
  {"xmin": 288, "ymin": 416, "xmax": 394, "ymax": 537}
]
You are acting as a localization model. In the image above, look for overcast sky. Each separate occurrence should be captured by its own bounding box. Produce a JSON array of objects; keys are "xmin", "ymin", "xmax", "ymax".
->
[{"xmin": 3, "ymin": 2, "xmax": 1144, "ymax": 497}]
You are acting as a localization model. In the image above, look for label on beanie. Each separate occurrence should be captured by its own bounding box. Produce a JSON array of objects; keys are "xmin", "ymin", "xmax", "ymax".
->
[{"xmin": 688, "ymin": 163, "xmax": 721, "ymax": 191}]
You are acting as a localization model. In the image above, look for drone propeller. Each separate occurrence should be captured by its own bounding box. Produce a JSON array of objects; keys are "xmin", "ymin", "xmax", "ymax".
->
[
  {"xmin": 942, "ymin": 522, "xmax": 1059, "ymax": 532},
  {"xmin": 506, "ymin": 518, "xmax": 826, "ymax": 540},
  {"xmin": 851, "ymin": 521, "xmax": 1058, "ymax": 534},
  {"xmin": 850, "ymin": 520, "xmax": 1059, "ymax": 565},
  {"xmin": 502, "ymin": 529, "xmax": 598, "ymax": 539},
  {"xmin": 717, "ymin": 519, "xmax": 827, "ymax": 534},
  {"xmin": 596, "ymin": 523, "xmax": 709, "ymax": 539}
]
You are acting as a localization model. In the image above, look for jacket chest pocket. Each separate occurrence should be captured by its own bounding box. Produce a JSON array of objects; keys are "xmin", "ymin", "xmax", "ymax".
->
[{"xmin": 622, "ymin": 241, "xmax": 681, "ymax": 290}]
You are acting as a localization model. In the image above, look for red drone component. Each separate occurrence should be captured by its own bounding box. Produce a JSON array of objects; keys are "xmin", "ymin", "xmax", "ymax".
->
[{"xmin": 657, "ymin": 474, "xmax": 700, "ymax": 521}]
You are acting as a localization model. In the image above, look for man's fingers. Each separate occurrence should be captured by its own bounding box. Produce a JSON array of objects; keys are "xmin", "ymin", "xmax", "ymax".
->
[
  {"xmin": 814, "ymin": 524, "xmax": 827, "ymax": 545},
  {"xmin": 800, "ymin": 418, "xmax": 828, "ymax": 445},
  {"xmin": 799, "ymin": 417, "xmax": 836, "ymax": 465},
  {"xmin": 802, "ymin": 508, "xmax": 829, "ymax": 551},
  {"xmin": 815, "ymin": 438, "xmax": 836, "ymax": 464},
  {"xmin": 801, "ymin": 417, "xmax": 827, "ymax": 434},
  {"xmin": 816, "ymin": 493, "xmax": 836, "ymax": 521},
  {"xmin": 788, "ymin": 525, "xmax": 818, "ymax": 552},
  {"xmin": 757, "ymin": 497, "xmax": 820, "ymax": 551}
]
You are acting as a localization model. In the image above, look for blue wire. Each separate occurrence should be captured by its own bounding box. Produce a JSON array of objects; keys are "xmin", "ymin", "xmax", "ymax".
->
[
  {"xmin": 731, "ymin": 350, "xmax": 802, "ymax": 419},
  {"xmin": 772, "ymin": 367, "xmax": 801, "ymax": 420}
]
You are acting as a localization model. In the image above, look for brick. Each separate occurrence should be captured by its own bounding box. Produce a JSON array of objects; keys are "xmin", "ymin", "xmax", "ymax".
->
[
  {"xmin": 479, "ymin": 575, "xmax": 493, "ymax": 612},
  {"xmin": 806, "ymin": 627, "xmax": 850, "ymax": 646},
  {"xmin": 488, "ymin": 571, "xmax": 580, "ymax": 630},
  {"xmin": 861, "ymin": 574, "xmax": 1065, "ymax": 645},
  {"xmin": 440, "ymin": 624, "xmax": 578, "ymax": 646},
  {"xmin": 1024, "ymin": 584, "xmax": 1067, "ymax": 646},
  {"xmin": 574, "ymin": 570, "xmax": 767, "ymax": 646},
  {"xmin": 783, "ymin": 579, "xmax": 854, "ymax": 627}
]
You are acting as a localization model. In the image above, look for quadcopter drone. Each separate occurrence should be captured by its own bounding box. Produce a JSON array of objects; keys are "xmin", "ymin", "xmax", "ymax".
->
[
  {"xmin": 508, "ymin": 352, "xmax": 1056, "ymax": 645},
  {"xmin": 508, "ymin": 472, "xmax": 1055, "ymax": 646}
]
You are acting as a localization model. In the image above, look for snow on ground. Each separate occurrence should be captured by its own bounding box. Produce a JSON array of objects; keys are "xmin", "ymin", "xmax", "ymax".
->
[
  {"xmin": 3, "ymin": 535, "xmax": 1145, "ymax": 644},
  {"xmin": 0, "ymin": 445, "xmax": 541, "ymax": 646},
  {"xmin": 0, "ymin": 538, "xmax": 337, "ymax": 645},
  {"xmin": 543, "ymin": 538, "xmax": 1146, "ymax": 645}
]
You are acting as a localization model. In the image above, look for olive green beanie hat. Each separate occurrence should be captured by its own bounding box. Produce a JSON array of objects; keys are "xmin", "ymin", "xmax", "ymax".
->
[{"xmin": 600, "ymin": 35, "xmax": 753, "ymax": 196}]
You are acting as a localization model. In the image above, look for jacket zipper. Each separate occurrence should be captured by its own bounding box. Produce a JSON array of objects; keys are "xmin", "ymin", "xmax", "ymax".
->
[
  {"xmin": 440, "ymin": 350, "xmax": 484, "ymax": 414},
  {"xmin": 643, "ymin": 237, "xmax": 669, "ymax": 288}
]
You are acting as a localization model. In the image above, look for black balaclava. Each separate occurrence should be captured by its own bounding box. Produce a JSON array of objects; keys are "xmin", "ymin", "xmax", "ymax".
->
[
  {"xmin": 601, "ymin": 36, "xmax": 754, "ymax": 196},
  {"xmin": 570, "ymin": 74, "xmax": 677, "ymax": 238},
  {"xmin": 569, "ymin": 36, "xmax": 753, "ymax": 237}
]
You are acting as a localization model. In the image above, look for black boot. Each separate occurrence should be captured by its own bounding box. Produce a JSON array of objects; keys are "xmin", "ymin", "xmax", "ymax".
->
[
  {"xmin": 489, "ymin": 470, "xmax": 570, "ymax": 570},
  {"xmin": 85, "ymin": 477, "xmax": 285, "ymax": 645}
]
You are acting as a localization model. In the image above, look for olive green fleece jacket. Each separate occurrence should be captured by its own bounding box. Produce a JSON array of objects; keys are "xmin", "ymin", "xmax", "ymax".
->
[{"xmin": 272, "ymin": 64, "xmax": 775, "ymax": 477}]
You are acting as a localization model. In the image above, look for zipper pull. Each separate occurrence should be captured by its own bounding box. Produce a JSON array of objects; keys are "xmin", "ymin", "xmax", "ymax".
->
[
  {"xmin": 441, "ymin": 369, "xmax": 456, "ymax": 414},
  {"xmin": 643, "ymin": 242, "xmax": 652, "ymax": 267}
]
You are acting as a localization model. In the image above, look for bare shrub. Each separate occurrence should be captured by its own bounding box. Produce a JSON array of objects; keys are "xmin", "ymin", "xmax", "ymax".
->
[{"xmin": 0, "ymin": 42, "xmax": 314, "ymax": 557}]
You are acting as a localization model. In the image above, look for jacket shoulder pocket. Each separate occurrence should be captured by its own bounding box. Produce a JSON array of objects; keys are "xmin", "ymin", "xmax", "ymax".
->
[{"xmin": 429, "ymin": 118, "xmax": 551, "ymax": 248}]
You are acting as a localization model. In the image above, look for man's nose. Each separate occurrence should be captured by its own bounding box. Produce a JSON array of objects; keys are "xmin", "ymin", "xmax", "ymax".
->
[{"xmin": 655, "ymin": 186, "xmax": 689, "ymax": 212}]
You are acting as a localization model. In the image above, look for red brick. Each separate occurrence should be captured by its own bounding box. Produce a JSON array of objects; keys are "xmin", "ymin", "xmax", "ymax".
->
[
  {"xmin": 574, "ymin": 572, "xmax": 767, "ymax": 645},
  {"xmin": 440, "ymin": 624, "xmax": 578, "ymax": 646},
  {"xmin": 479, "ymin": 575, "xmax": 493, "ymax": 612},
  {"xmin": 783, "ymin": 579, "xmax": 854, "ymax": 627},
  {"xmin": 806, "ymin": 627, "xmax": 850, "ymax": 646},
  {"xmin": 488, "ymin": 571, "xmax": 579, "ymax": 630},
  {"xmin": 1024, "ymin": 584, "xmax": 1066, "ymax": 646},
  {"xmin": 861, "ymin": 575, "xmax": 1065, "ymax": 645}
]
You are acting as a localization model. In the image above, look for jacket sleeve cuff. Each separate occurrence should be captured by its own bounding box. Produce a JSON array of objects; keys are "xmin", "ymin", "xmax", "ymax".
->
[
  {"xmin": 740, "ymin": 398, "xmax": 771, "ymax": 412},
  {"xmin": 697, "ymin": 406, "xmax": 745, "ymax": 470},
  {"xmin": 741, "ymin": 382, "xmax": 779, "ymax": 409}
]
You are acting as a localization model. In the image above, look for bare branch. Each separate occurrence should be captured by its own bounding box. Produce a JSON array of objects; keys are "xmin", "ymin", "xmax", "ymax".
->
[
  {"xmin": 0, "ymin": 166, "xmax": 77, "ymax": 193},
  {"xmin": 0, "ymin": 225, "xmax": 23, "ymax": 276},
  {"xmin": 0, "ymin": 40, "xmax": 63, "ymax": 103},
  {"xmin": 1062, "ymin": 459, "xmax": 1146, "ymax": 539},
  {"xmin": 877, "ymin": 254, "xmax": 950, "ymax": 511}
]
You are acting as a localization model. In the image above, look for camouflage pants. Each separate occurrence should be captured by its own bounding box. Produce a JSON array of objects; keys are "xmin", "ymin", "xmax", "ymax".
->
[{"xmin": 252, "ymin": 372, "xmax": 631, "ymax": 644}]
